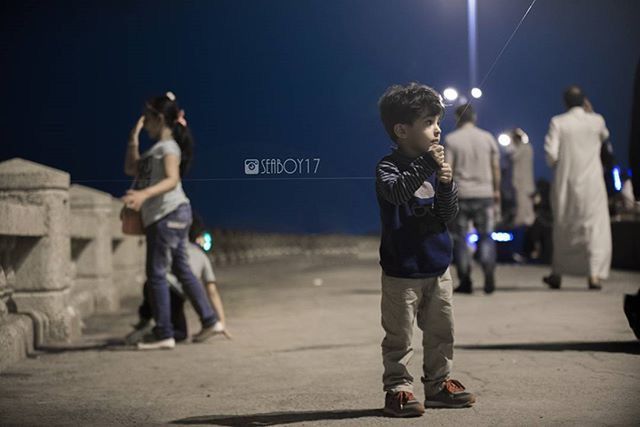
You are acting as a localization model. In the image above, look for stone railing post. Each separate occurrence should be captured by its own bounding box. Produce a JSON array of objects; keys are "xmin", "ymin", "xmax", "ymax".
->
[
  {"xmin": 110, "ymin": 198, "xmax": 146, "ymax": 300},
  {"xmin": 0, "ymin": 158, "xmax": 80, "ymax": 343},
  {"xmin": 69, "ymin": 184, "xmax": 117, "ymax": 317}
]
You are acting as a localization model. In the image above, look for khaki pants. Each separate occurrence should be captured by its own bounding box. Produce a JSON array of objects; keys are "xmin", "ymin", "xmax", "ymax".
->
[{"xmin": 381, "ymin": 268, "xmax": 454, "ymax": 397}]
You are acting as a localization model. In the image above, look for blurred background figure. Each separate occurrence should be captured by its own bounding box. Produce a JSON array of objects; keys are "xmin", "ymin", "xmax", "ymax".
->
[
  {"xmin": 523, "ymin": 179, "xmax": 553, "ymax": 264},
  {"xmin": 509, "ymin": 128, "xmax": 535, "ymax": 227},
  {"xmin": 126, "ymin": 213, "xmax": 231, "ymax": 344},
  {"xmin": 631, "ymin": 59, "xmax": 640, "ymax": 201},
  {"xmin": 445, "ymin": 104, "xmax": 501, "ymax": 294},
  {"xmin": 543, "ymin": 86, "xmax": 611, "ymax": 290},
  {"xmin": 122, "ymin": 93, "xmax": 224, "ymax": 350},
  {"xmin": 608, "ymin": 169, "xmax": 638, "ymax": 224},
  {"xmin": 498, "ymin": 141, "xmax": 515, "ymax": 226},
  {"xmin": 188, "ymin": 213, "xmax": 229, "ymax": 337}
]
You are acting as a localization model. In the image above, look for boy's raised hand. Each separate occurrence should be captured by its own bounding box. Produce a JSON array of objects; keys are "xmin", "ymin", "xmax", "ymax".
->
[
  {"xmin": 437, "ymin": 162, "xmax": 453, "ymax": 184},
  {"xmin": 426, "ymin": 144, "xmax": 445, "ymax": 167}
]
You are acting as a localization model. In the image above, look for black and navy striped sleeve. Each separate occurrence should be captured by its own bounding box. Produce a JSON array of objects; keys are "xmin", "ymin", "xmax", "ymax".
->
[
  {"xmin": 376, "ymin": 155, "xmax": 439, "ymax": 205},
  {"xmin": 433, "ymin": 181, "xmax": 459, "ymax": 223}
]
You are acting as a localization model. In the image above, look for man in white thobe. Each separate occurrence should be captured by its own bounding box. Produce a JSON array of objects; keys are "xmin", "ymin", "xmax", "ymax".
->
[{"xmin": 543, "ymin": 86, "xmax": 611, "ymax": 290}]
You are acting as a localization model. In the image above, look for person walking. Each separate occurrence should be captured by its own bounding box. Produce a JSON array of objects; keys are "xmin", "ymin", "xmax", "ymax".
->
[
  {"xmin": 543, "ymin": 86, "xmax": 612, "ymax": 290},
  {"xmin": 510, "ymin": 128, "xmax": 535, "ymax": 227},
  {"xmin": 445, "ymin": 104, "xmax": 501, "ymax": 294}
]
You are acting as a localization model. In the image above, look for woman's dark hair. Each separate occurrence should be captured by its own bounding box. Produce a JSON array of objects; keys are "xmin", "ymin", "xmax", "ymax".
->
[
  {"xmin": 378, "ymin": 82, "xmax": 445, "ymax": 142},
  {"xmin": 145, "ymin": 92, "xmax": 193, "ymax": 176}
]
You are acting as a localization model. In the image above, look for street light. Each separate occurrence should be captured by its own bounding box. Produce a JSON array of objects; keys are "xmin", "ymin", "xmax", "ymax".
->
[
  {"xmin": 471, "ymin": 87, "xmax": 482, "ymax": 99},
  {"xmin": 498, "ymin": 133, "xmax": 511, "ymax": 146},
  {"xmin": 443, "ymin": 87, "xmax": 459, "ymax": 102}
]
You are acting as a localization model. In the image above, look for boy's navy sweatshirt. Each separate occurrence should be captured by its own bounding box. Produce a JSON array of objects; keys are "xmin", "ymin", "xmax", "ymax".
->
[{"xmin": 376, "ymin": 148, "xmax": 459, "ymax": 278}]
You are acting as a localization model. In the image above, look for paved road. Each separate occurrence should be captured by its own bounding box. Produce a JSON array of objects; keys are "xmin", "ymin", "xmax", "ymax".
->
[{"xmin": 1, "ymin": 255, "xmax": 639, "ymax": 426}]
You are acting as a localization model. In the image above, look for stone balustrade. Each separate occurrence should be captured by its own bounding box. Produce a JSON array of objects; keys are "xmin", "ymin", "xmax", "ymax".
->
[
  {"xmin": 0, "ymin": 159, "xmax": 145, "ymax": 371},
  {"xmin": 0, "ymin": 157, "xmax": 376, "ymax": 372}
]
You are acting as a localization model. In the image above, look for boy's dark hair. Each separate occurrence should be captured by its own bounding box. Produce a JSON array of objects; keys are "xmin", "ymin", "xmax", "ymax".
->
[
  {"xmin": 563, "ymin": 85, "xmax": 585, "ymax": 109},
  {"xmin": 189, "ymin": 212, "xmax": 207, "ymax": 243},
  {"xmin": 378, "ymin": 82, "xmax": 444, "ymax": 142},
  {"xmin": 455, "ymin": 103, "xmax": 475, "ymax": 125}
]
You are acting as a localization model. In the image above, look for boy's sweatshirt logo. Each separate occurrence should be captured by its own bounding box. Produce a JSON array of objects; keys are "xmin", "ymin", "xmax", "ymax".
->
[
  {"xmin": 412, "ymin": 181, "xmax": 436, "ymax": 218},
  {"xmin": 414, "ymin": 181, "xmax": 435, "ymax": 199},
  {"xmin": 244, "ymin": 158, "xmax": 321, "ymax": 175}
]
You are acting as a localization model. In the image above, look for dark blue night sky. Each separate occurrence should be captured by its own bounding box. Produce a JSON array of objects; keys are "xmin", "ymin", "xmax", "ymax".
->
[{"xmin": 1, "ymin": 0, "xmax": 639, "ymax": 234}]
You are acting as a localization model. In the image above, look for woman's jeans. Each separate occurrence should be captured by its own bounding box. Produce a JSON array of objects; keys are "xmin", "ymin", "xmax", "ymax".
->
[
  {"xmin": 138, "ymin": 281, "xmax": 188, "ymax": 342},
  {"xmin": 145, "ymin": 203, "xmax": 218, "ymax": 339}
]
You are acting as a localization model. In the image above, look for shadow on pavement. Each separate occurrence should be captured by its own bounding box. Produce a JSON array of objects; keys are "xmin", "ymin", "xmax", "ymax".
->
[
  {"xmin": 171, "ymin": 408, "xmax": 383, "ymax": 425},
  {"xmin": 33, "ymin": 338, "xmax": 132, "ymax": 354},
  {"xmin": 457, "ymin": 340, "xmax": 640, "ymax": 354},
  {"xmin": 496, "ymin": 286, "xmax": 592, "ymax": 292},
  {"xmin": 277, "ymin": 342, "xmax": 370, "ymax": 353},
  {"xmin": 351, "ymin": 287, "xmax": 596, "ymax": 294}
]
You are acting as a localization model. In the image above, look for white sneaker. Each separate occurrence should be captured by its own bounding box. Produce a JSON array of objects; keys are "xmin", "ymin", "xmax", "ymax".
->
[
  {"xmin": 213, "ymin": 321, "xmax": 225, "ymax": 332},
  {"xmin": 136, "ymin": 337, "xmax": 176, "ymax": 350},
  {"xmin": 192, "ymin": 321, "xmax": 225, "ymax": 343}
]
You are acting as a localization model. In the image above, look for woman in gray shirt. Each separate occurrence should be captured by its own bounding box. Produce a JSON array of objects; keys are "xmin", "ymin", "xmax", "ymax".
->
[{"xmin": 123, "ymin": 92, "xmax": 223, "ymax": 349}]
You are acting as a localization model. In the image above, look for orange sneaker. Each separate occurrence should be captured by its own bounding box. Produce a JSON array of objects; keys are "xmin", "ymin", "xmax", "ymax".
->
[
  {"xmin": 424, "ymin": 379, "xmax": 476, "ymax": 408},
  {"xmin": 383, "ymin": 391, "xmax": 425, "ymax": 417}
]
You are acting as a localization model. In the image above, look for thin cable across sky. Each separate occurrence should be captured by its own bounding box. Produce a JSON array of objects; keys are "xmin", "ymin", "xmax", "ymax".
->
[{"xmin": 73, "ymin": 0, "xmax": 540, "ymax": 185}]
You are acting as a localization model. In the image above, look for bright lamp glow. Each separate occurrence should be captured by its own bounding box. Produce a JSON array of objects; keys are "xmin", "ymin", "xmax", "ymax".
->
[
  {"xmin": 443, "ymin": 87, "xmax": 459, "ymax": 101},
  {"xmin": 471, "ymin": 87, "xmax": 482, "ymax": 98},
  {"xmin": 612, "ymin": 167, "xmax": 622, "ymax": 192},
  {"xmin": 491, "ymin": 232, "xmax": 514, "ymax": 242},
  {"xmin": 498, "ymin": 133, "xmax": 511, "ymax": 146}
]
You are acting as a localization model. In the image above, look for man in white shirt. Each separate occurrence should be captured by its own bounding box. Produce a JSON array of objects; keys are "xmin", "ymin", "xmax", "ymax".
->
[{"xmin": 445, "ymin": 104, "xmax": 501, "ymax": 294}]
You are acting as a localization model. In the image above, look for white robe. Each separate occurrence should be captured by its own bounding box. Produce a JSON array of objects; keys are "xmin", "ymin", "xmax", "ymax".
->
[
  {"xmin": 511, "ymin": 142, "xmax": 535, "ymax": 226},
  {"xmin": 544, "ymin": 106, "xmax": 611, "ymax": 278}
]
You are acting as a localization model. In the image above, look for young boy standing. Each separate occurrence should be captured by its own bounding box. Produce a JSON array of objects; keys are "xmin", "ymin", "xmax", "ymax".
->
[{"xmin": 376, "ymin": 83, "xmax": 476, "ymax": 417}]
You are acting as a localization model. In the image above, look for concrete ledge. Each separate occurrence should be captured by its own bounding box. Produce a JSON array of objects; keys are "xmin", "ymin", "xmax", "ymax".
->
[
  {"xmin": 12, "ymin": 289, "xmax": 81, "ymax": 343},
  {"xmin": 72, "ymin": 277, "xmax": 119, "ymax": 315},
  {"xmin": 70, "ymin": 217, "xmax": 99, "ymax": 240},
  {"xmin": 69, "ymin": 184, "xmax": 112, "ymax": 210},
  {"xmin": 110, "ymin": 198, "xmax": 126, "ymax": 238},
  {"xmin": 0, "ymin": 314, "xmax": 34, "ymax": 373},
  {"xmin": 112, "ymin": 265, "xmax": 145, "ymax": 299},
  {"xmin": 0, "ymin": 158, "xmax": 69, "ymax": 191},
  {"xmin": 0, "ymin": 202, "xmax": 46, "ymax": 236},
  {"xmin": 69, "ymin": 289, "xmax": 95, "ymax": 321}
]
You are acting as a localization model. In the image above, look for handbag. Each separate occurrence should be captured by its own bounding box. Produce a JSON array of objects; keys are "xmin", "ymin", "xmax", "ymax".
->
[{"xmin": 120, "ymin": 179, "xmax": 145, "ymax": 235}]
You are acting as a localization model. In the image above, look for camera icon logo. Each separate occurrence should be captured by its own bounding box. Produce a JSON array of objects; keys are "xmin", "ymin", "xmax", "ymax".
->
[{"xmin": 244, "ymin": 159, "xmax": 260, "ymax": 175}]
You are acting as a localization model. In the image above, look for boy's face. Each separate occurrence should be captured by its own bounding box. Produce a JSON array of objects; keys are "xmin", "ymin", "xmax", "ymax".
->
[{"xmin": 395, "ymin": 113, "xmax": 442, "ymax": 154}]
